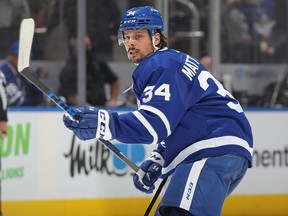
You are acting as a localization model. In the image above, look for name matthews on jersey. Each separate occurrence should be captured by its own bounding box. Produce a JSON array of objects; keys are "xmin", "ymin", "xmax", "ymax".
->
[{"xmin": 181, "ymin": 55, "xmax": 199, "ymax": 81}]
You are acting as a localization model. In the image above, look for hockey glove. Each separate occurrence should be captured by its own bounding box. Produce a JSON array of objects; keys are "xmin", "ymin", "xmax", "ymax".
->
[
  {"xmin": 133, "ymin": 151, "xmax": 164, "ymax": 194},
  {"xmin": 63, "ymin": 106, "xmax": 115, "ymax": 141}
]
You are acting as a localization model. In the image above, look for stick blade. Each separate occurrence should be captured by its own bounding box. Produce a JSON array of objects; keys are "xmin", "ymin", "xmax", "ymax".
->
[{"xmin": 18, "ymin": 18, "xmax": 35, "ymax": 72}]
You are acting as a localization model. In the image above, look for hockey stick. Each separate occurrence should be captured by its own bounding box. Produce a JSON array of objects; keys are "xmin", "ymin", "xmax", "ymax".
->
[
  {"xmin": 144, "ymin": 178, "xmax": 167, "ymax": 216},
  {"xmin": 18, "ymin": 18, "xmax": 145, "ymax": 178}
]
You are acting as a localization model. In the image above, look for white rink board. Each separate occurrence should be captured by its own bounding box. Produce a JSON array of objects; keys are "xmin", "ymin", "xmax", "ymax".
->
[
  {"xmin": 1, "ymin": 108, "xmax": 288, "ymax": 202},
  {"xmin": 2, "ymin": 108, "xmax": 154, "ymax": 201},
  {"xmin": 234, "ymin": 111, "xmax": 288, "ymax": 194}
]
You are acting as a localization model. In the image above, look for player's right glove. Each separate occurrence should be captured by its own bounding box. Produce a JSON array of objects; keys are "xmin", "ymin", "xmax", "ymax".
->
[
  {"xmin": 133, "ymin": 151, "xmax": 164, "ymax": 194},
  {"xmin": 63, "ymin": 106, "xmax": 115, "ymax": 141}
]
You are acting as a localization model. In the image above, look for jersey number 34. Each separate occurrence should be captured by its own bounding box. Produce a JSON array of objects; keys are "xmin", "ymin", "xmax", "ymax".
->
[{"xmin": 143, "ymin": 84, "xmax": 171, "ymax": 103}]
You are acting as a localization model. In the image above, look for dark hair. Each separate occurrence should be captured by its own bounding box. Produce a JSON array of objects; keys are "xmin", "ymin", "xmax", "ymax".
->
[{"xmin": 156, "ymin": 30, "xmax": 168, "ymax": 49}]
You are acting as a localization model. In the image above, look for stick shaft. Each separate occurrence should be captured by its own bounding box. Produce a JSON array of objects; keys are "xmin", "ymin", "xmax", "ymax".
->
[
  {"xmin": 18, "ymin": 18, "xmax": 144, "ymax": 178},
  {"xmin": 144, "ymin": 178, "xmax": 167, "ymax": 216},
  {"xmin": 20, "ymin": 69, "xmax": 144, "ymax": 176}
]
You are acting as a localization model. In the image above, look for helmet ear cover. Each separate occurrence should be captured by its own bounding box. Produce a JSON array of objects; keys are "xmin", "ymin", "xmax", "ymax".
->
[{"xmin": 118, "ymin": 6, "xmax": 164, "ymax": 46}]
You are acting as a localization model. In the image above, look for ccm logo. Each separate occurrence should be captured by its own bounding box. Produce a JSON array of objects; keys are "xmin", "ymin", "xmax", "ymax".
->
[
  {"xmin": 186, "ymin": 182, "xmax": 194, "ymax": 200},
  {"xmin": 99, "ymin": 111, "xmax": 107, "ymax": 138}
]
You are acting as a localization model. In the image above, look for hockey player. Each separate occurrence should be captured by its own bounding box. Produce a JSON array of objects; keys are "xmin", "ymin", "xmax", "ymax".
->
[
  {"xmin": 0, "ymin": 41, "xmax": 27, "ymax": 106},
  {"xmin": 0, "ymin": 41, "xmax": 44, "ymax": 106},
  {"xmin": 63, "ymin": 6, "xmax": 253, "ymax": 216}
]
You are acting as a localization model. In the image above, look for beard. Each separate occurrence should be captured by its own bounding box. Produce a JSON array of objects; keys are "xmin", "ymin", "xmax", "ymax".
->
[{"xmin": 127, "ymin": 48, "xmax": 141, "ymax": 63}]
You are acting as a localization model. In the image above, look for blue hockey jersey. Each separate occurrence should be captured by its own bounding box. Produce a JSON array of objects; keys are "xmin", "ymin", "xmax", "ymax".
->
[
  {"xmin": 111, "ymin": 48, "xmax": 253, "ymax": 177},
  {"xmin": 0, "ymin": 61, "xmax": 44, "ymax": 106},
  {"xmin": 0, "ymin": 62, "xmax": 26, "ymax": 106}
]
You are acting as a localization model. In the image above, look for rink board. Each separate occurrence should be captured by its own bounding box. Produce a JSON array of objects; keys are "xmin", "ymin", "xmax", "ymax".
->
[
  {"xmin": 1, "ymin": 107, "xmax": 288, "ymax": 216},
  {"xmin": 2, "ymin": 194, "xmax": 288, "ymax": 216}
]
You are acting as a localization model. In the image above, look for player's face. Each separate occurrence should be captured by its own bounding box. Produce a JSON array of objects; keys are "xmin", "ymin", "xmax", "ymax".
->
[{"xmin": 123, "ymin": 29, "xmax": 156, "ymax": 63}]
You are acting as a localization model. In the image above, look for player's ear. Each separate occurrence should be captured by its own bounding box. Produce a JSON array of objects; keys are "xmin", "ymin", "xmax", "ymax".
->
[{"xmin": 154, "ymin": 32, "xmax": 161, "ymax": 47}]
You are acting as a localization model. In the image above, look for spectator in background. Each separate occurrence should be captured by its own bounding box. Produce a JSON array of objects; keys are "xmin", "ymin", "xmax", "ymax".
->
[
  {"xmin": 30, "ymin": 2, "xmax": 48, "ymax": 60},
  {"xmin": 0, "ymin": 0, "xmax": 30, "ymax": 58},
  {"xmin": 10, "ymin": 0, "xmax": 30, "ymax": 34},
  {"xmin": 58, "ymin": 36, "xmax": 119, "ymax": 107},
  {"xmin": 258, "ymin": 0, "xmax": 287, "ymax": 63},
  {"xmin": 56, "ymin": 0, "xmax": 121, "ymax": 61},
  {"xmin": 40, "ymin": 0, "xmax": 70, "ymax": 60},
  {"xmin": 0, "ymin": 41, "xmax": 45, "ymax": 106},
  {"xmin": 200, "ymin": 55, "xmax": 212, "ymax": 71},
  {"xmin": 86, "ymin": 0, "xmax": 121, "ymax": 61},
  {"xmin": 238, "ymin": 0, "xmax": 276, "ymax": 63},
  {"xmin": 221, "ymin": 0, "xmax": 257, "ymax": 63}
]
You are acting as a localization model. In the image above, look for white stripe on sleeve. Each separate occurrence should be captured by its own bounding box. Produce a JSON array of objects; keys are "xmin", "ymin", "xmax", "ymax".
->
[
  {"xmin": 132, "ymin": 110, "xmax": 158, "ymax": 144},
  {"xmin": 139, "ymin": 105, "xmax": 171, "ymax": 136}
]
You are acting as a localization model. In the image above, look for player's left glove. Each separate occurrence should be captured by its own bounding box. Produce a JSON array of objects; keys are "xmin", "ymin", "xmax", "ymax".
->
[
  {"xmin": 63, "ymin": 106, "xmax": 115, "ymax": 141},
  {"xmin": 133, "ymin": 151, "xmax": 164, "ymax": 194}
]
